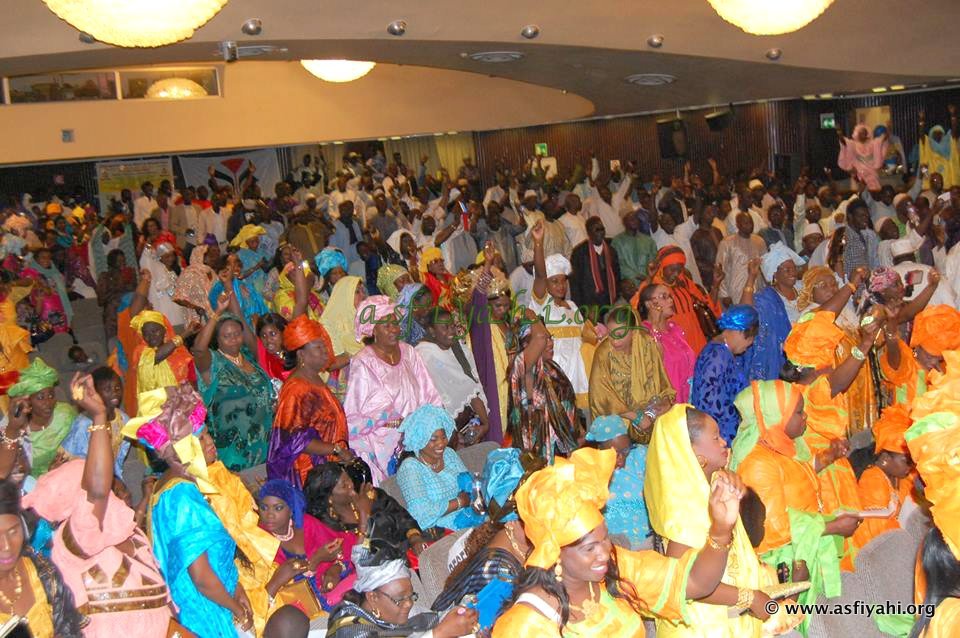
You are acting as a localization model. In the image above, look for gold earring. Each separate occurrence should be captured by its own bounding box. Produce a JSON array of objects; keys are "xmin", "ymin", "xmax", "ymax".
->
[
  {"xmin": 554, "ymin": 562, "xmax": 563, "ymax": 582},
  {"xmin": 371, "ymin": 605, "xmax": 381, "ymax": 618},
  {"xmin": 697, "ymin": 455, "xmax": 707, "ymax": 468}
]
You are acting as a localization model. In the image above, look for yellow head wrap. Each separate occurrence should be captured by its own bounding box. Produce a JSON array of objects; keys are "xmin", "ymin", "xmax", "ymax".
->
[
  {"xmin": 910, "ymin": 305, "xmax": 960, "ymax": 357},
  {"xmin": 229, "ymin": 224, "xmax": 266, "ymax": 248},
  {"xmin": 7, "ymin": 358, "xmax": 58, "ymax": 398},
  {"xmin": 515, "ymin": 447, "xmax": 616, "ymax": 569},
  {"xmin": 129, "ymin": 310, "xmax": 166, "ymax": 333},
  {"xmin": 910, "ymin": 350, "xmax": 960, "ymax": 421},
  {"xmin": 783, "ymin": 311, "xmax": 844, "ymax": 370},
  {"xmin": 419, "ymin": 246, "xmax": 444, "ymax": 277}
]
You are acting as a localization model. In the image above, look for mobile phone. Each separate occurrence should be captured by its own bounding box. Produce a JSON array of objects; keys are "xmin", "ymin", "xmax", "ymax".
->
[
  {"xmin": 905, "ymin": 270, "xmax": 924, "ymax": 286},
  {"xmin": 13, "ymin": 403, "xmax": 23, "ymax": 419}
]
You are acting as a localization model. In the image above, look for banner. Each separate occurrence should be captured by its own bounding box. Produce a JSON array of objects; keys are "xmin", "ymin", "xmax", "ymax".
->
[
  {"xmin": 95, "ymin": 158, "xmax": 174, "ymax": 217},
  {"xmin": 178, "ymin": 148, "xmax": 282, "ymax": 199}
]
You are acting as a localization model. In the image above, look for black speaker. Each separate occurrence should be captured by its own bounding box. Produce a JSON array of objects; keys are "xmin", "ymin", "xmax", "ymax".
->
[
  {"xmin": 705, "ymin": 109, "xmax": 733, "ymax": 132},
  {"xmin": 656, "ymin": 116, "xmax": 688, "ymax": 159}
]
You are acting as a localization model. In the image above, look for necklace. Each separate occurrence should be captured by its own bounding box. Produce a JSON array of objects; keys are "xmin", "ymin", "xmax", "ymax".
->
[
  {"xmin": 421, "ymin": 454, "xmax": 443, "ymax": 473},
  {"xmin": 569, "ymin": 581, "xmax": 600, "ymax": 619},
  {"xmin": 221, "ymin": 350, "xmax": 245, "ymax": 367},
  {"xmin": 0, "ymin": 563, "xmax": 23, "ymax": 613},
  {"xmin": 504, "ymin": 526, "xmax": 526, "ymax": 559},
  {"xmin": 374, "ymin": 345, "xmax": 400, "ymax": 365},
  {"xmin": 274, "ymin": 520, "xmax": 295, "ymax": 542},
  {"xmin": 328, "ymin": 500, "xmax": 366, "ymax": 538}
]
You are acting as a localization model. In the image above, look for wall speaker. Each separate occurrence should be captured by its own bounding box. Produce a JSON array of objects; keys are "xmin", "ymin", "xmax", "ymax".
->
[
  {"xmin": 656, "ymin": 116, "xmax": 687, "ymax": 159},
  {"xmin": 705, "ymin": 109, "xmax": 733, "ymax": 132}
]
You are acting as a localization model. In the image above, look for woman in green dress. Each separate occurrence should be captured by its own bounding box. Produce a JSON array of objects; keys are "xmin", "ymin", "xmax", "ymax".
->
[{"xmin": 6, "ymin": 358, "xmax": 77, "ymax": 477}]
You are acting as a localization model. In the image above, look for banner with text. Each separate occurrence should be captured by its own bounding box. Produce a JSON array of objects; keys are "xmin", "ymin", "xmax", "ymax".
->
[
  {"xmin": 178, "ymin": 148, "xmax": 282, "ymax": 199},
  {"xmin": 95, "ymin": 158, "xmax": 174, "ymax": 216}
]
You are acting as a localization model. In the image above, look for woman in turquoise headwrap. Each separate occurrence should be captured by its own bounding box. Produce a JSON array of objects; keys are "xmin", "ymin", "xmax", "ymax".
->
[
  {"xmin": 7, "ymin": 358, "xmax": 77, "ymax": 477},
  {"xmin": 586, "ymin": 415, "xmax": 651, "ymax": 549},
  {"xmin": 315, "ymin": 247, "xmax": 349, "ymax": 301},
  {"xmin": 208, "ymin": 252, "xmax": 269, "ymax": 329},
  {"xmin": 230, "ymin": 224, "xmax": 267, "ymax": 297}
]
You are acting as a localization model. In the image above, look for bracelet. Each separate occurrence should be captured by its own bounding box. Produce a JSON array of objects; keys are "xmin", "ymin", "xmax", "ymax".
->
[
  {"xmin": 850, "ymin": 346, "xmax": 866, "ymax": 361},
  {"xmin": 0, "ymin": 431, "xmax": 20, "ymax": 449},
  {"xmin": 706, "ymin": 533, "xmax": 733, "ymax": 551},
  {"xmin": 171, "ymin": 335, "xmax": 184, "ymax": 348},
  {"xmin": 736, "ymin": 588, "xmax": 756, "ymax": 609},
  {"xmin": 406, "ymin": 528, "xmax": 422, "ymax": 540},
  {"xmin": 87, "ymin": 422, "xmax": 111, "ymax": 433}
]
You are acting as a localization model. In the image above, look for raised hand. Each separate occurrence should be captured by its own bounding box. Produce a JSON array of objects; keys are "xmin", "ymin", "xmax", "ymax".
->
[
  {"xmin": 707, "ymin": 469, "xmax": 744, "ymax": 533},
  {"xmin": 530, "ymin": 220, "xmax": 545, "ymax": 243},
  {"xmin": 70, "ymin": 373, "xmax": 107, "ymax": 417}
]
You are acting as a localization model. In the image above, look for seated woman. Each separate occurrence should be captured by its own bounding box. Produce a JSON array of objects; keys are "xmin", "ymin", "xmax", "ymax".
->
[
  {"xmin": 0, "ymin": 479, "xmax": 84, "ymax": 637},
  {"xmin": 7, "ymin": 358, "xmax": 77, "ymax": 477},
  {"xmin": 432, "ymin": 448, "xmax": 532, "ymax": 621},
  {"xmin": 396, "ymin": 404, "xmax": 483, "ymax": 532},
  {"xmin": 740, "ymin": 244, "xmax": 806, "ymax": 381},
  {"xmin": 24, "ymin": 247, "xmax": 73, "ymax": 334},
  {"xmin": 585, "ymin": 416, "xmax": 651, "ymax": 550},
  {"xmin": 416, "ymin": 307, "xmax": 490, "ymax": 448},
  {"xmin": 327, "ymin": 545, "xmax": 478, "ymax": 638},
  {"xmin": 60, "ymin": 366, "xmax": 130, "ymax": 478},
  {"xmin": 646, "ymin": 404, "xmax": 778, "ymax": 637},
  {"xmin": 258, "ymin": 479, "xmax": 357, "ymax": 612},
  {"xmin": 638, "ymin": 283, "xmax": 696, "ymax": 403},
  {"xmin": 731, "ymin": 380, "xmax": 859, "ymax": 632},
  {"xmin": 589, "ymin": 306, "xmax": 674, "ymax": 444},
  {"xmin": 193, "ymin": 293, "xmax": 275, "ymax": 471},
  {"xmin": 126, "ymin": 384, "xmax": 255, "ymax": 637},
  {"xmin": 690, "ymin": 305, "xmax": 759, "ymax": 445},
  {"xmin": 396, "ymin": 282, "xmax": 434, "ymax": 347},
  {"xmin": 344, "ymin": 295, "xmax": 442, "ymax": 484},
  {"xmin": 24, "ymin": 374, "xmax": 171, "ymax": 637},
  {"xmin": 304, "ymin": 462, "xmax": 428, "ymax": 567},
  {"xmin": 851, "ymin": 404, "xmax": 915, "ymax": 552},
  {"xmin": 880, "ymin": 304, "xmax": 960, "ymax": 406},
  {"xmin": 376, "ymin": 263, "xmax": 413, "ymax": 301},
  {"xmin": 508, "ymin": 318, "xmax": 582, "ymax": 464},
  {"xmin": 320, "ymin": 275, "xmax": 368, "ymax": 401},
  {"xmin": 268, "ymin": 315, "xmax": 354, "ymax": 487},
  {"xmin": 315, "ymin": 247, "xmax": 349, "ymax": 300},
  {"xmin": 492, "ymin": 447, "xmax": 743, "ymax": 638}
]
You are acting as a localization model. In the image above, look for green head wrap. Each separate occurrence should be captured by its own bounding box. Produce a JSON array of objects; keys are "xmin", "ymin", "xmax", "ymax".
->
[{"xmin": 8, "ymin": 358, "xmax": 58, "ymax": 398}]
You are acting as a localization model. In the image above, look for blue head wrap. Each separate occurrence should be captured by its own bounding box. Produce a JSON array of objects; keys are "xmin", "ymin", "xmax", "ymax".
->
[
  {"xmin": 314, "ymin": 248, "xmax": 348, "ymax": 278},
  {"xmin": 585, "ymin": 415, "xmax": 629, "ymax": 443},
  {"xmin": 873, "ymin": 125, "xmax": 887, "ymax": 138},
  {"xmin": 399, "ymin": 404, "xmax": 454, "ymax": 455},
  {"xmin": 481, "ymin": 448, "xmax": 524, "ymax": 522},
  {"xmin": 717, "ymin": 304, "xmax": 759, "ymax": 332},
  {"xmin": 259, "ymin": 479, "xmax": 306, "ymax": 528}
]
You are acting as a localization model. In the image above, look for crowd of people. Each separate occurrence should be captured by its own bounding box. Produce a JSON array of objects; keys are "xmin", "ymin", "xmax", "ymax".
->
[{"xmin": 0, "ymin": 110, "xmax": 958, "ymax": 637}]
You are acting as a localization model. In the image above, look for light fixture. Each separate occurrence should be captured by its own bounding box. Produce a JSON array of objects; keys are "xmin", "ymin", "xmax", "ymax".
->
[
  {"xmin": 871, "ymin": 87, "xmax": 888, "ymax": 93},
  {"xmin": 387, "ymin": 20, "xmax": 406, "ymax": 36},
  {"xmin": 647, "ymin": 34, "xmax": 664, "ymax": 48},
  {"xmin": 624, "ymin": 73, "xmax": 676, "ymax": 86},
  {"xmin": 802, "ymin": 94, "xmax": 816, "ymax": 100},
  {"xmin": 42, "ymin": 0, "xmax": 229, "ymax": 48},
  {"xmin": 145, "ymin": 77, "xmax": 208, "ymax": 99},
  {"xmin": 241, "ymin": 18, "xmax": 261, "ymax": 35},
  {"xmin": 890, "ymin": 84, "xmax": 906, "ymax": 91},
  {"xmin": 469, "ymin": 51, "xmax": 524, "ymax": 63},
  {"xmin": 818, "ymin": 93, "xmax": 833, "ymax": 98},
  {"xmin": 707, "ymin": 0, "xmax": 833, "ymax": 35},
  {"xmin": 300, "ymin": 59, "xmax": 376, "ymax": 82},
  {"xmin": 520, "ymin": 24, "xmax": 540, "ymax": 39},
  {"xmin": 765, "ymin": 48, "xmax": 782, "ymax": 61}
]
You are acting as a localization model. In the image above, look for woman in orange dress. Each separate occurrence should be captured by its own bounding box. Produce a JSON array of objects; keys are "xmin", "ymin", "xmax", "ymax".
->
[{"xmin": 878, "ymin": 304, "xmax": 960, "ymax": 407}]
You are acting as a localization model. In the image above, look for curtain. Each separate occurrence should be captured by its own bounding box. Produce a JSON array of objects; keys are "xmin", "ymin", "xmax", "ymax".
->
[
  {"xmin": 435, "ymin": 133, "xmax": 477, "ymax": 179},
  {"xmin": 384, "ymin": 137, "xmax": 440, "ymax": 180}
]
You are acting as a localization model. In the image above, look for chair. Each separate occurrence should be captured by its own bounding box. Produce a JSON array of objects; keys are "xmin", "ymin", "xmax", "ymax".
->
[
  {"xmin": 855, "ymin": 528, "xmax": 920, "ymax": 608},
  {"xmin": 36, "ymin": 332, "xmax": 75, "ymax": 369},
  {"xmin": 807, "ymin": 571, "xmax": 883, "ymax": 638},
  {"xmin": 380, "ymin": 475, "xmax": 406, "ymax": 509},
  {"xmin": 457, "ymin": 441, "xmax": 499, "ymax": 475},
  {"xmin": 416, "ymin": 528, "xmax": 471, "ymax": 608},
  {"xmin": 903, "ymin": 507, "xmax": 932, "ymax": 543}
]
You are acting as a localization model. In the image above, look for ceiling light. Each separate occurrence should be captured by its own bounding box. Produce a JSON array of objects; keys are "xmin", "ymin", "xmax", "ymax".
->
[
  {"xmin": 387, "ymin": 20, "xmax": 406, "ymax": 36},
  {"xmin": 765, "ymin": 48, "xmax": 782, "ymax": 61},
  {"xmin": 241, "ymin": 18, "xmax": 261, "ymax": 35},
  {"xmin": 301, "ymin": 59, "xmax": 376, "ymax": 82},
  {"xmin": 890, "ymin": 84, "xmax": 906, "ymax": 91},
  {"xmin": 708, "ymin": 0, "xmax": 833, "ymax": 35},
  {"xmin": 624, "ymin": 73, "xmax": 676, "ymax": 86},
  {"xmin": 468, "ymin": 51, "xmax": 524, "ymax": 63},
  {"xmin": 872, "ymin": 87, "xmax": 887, "ymax": 93},
  {"xmin": 447, "ymin": 131, "xmax": 458, "ymax": 135},
  {"xmin": 520, "ymin": 24, "xmax": 540, "ymax": 39},
  {"xmin": 145, "ymin": 77, "xmax": 208, "ymax": 99},
  {"xmin": 647, "ymin": 34, "xmax": 665, "ymax": 48},
  {"xmin": 802, "ymin": 94, "xmax": 816, "ymax": 100},
  {"xmin": 42, "ymin": 0, "xmax": 229, "ymax": 48},
  {"xmin": 818, "ymin": 93, "xmax": 833, "ymax": 98}
]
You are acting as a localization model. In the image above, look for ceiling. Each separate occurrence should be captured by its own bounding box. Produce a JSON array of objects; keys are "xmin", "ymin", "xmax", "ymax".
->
[{"xmin": 3, "ymin": 0, "xmax": 960, "ymax": 122}]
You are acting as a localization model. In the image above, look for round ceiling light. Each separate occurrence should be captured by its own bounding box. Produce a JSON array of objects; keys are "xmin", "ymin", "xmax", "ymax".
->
[
  {"xmin": 387, "ymin": 20, "xmax": 406, "ymax": 36},
  {"xmin": 624, "ymin": 73, "xmax": 676, "ymax": 86},
  {"xmin": 301, "ymin": 59, "xmax": 376, "ymax": 82},
  {"xmin": 42, "ymin": 0, "xmax": 229, "ymax": 48},
  {"xmin": 707, "ymin": 0, "xmax": 833, "ymax": 35},
  {"xmin": 468, "ymin": 51, "xmax": 524, "ymax": 63},
  {"xmin": 146, "ymin": 77, "xmax": 208, "ymax": 99},
  {"xmin": 520, "ymin": 25, "xmax": 540, "ymax": 39}
]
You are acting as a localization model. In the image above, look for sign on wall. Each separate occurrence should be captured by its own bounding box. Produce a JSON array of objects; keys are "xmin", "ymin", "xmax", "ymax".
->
[
  {"xmin": 178, "ymin": 148, "xmax": 282, "ymax": 198},
  {"xmin": 95, "ymin": 158, "xmax": 174, "ymax": 215}
]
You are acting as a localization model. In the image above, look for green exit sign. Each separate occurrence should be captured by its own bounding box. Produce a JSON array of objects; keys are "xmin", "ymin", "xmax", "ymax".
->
[
  {"xmin": 534, "ymin": 142, "xmax": 549, "ymax": 156},
  {"xmin": 820, "ymin": 113, "xmax": 836, "ymax": 130}
]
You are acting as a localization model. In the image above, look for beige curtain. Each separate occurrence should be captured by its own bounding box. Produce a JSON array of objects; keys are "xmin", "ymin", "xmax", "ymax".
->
[
  {"xmin": 434, "ymin": 133, "xmax": 476, "ymax": 178},
  {"xmin": 319, "ymin": 144, "xmax": 345, "ymax": 179},
  {"xmin": 383, "ymin": 136, "xmax": 440, "ymax": 178}
]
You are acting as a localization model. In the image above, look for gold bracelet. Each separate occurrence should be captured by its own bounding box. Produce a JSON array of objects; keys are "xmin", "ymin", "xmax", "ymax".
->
[
  {"xmin": 406, "ymin": 528, "xmax": 422, "ymax": 540},
  {"xmin": 172, "ymin": 335, "xmax": 184, "ymax": 348},
  {"xmin": 87, "ymin": 422, "xmax": 110, "ymax": 433},
  {"xmin": 707, "ymin": 533, "xmax": 733, "ymax": 551},
  {"xmin": 736, "ymin": 587, "xmax": 755, "ymax": 609}
]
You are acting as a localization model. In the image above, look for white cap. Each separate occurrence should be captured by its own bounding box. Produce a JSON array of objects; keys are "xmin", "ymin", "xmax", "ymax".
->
[
  {"xmin": 803, "ymin": 222, "xmax": 824, "ymax": 238},
  {"xmin": 523, "ymin": 189, "xmax": 539, "ymax": 200},
  {"xmin": 890, "ymin": 238, "xmax": 915, "ymax": 257},
  {"xmin": 874, "ymin": 217, "xmax": 894, "ymax": 233},
  {"xmin": 893, "ymin": 193, "xmax": 911, "ymax": 209}
]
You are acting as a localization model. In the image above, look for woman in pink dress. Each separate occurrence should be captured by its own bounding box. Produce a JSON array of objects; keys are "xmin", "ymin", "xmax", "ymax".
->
[
  {"xmin": 638, "ymin": 283, "xmax": 696, "ymax": 402},
  {"xmin": 837, "ymin": 124, "xmax": 889, "ymax": 191}
]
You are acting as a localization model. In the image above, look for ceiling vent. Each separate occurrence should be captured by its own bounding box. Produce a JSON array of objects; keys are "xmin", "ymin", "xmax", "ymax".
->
[
  {"xmin": 624, "ymin": 73, "xmax": 676, "ymax": 86},
  {"xmin": 469, "ymin": 51, "xmax": 524, "ymax": 63}
]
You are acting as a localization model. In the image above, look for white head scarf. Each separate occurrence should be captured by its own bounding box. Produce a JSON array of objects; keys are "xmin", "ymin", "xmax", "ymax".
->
[
  {"xmin": 761, "ymin": 241, "xmax": 805, "ymax": 282},
  {"xmin": 544, "ymin": 254, "xmax": 572, "ymax": 278}
]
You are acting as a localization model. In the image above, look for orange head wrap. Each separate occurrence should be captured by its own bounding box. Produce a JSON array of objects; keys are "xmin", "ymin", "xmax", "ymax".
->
[
  {"xmin": 910, "ymin": 350, "xmax": 960, "ymax": 422},
  {"xmin": 283, "ymin": 315, "xmax": 334, "ymax": 367},
  {"xmin": 515, "ymin": 447, "xmax": 616, "ymax": 569},
  {"xmin": 783, "ymin": 311, "xmax": 844, "ymax": 370},
  {"xmin": 910, "ymin": 305, "xmax": 960, "ymax": 357},
  {"xmin": 873, "ymin": 403, "xmax": 911, "ymax": 455},
  {"xmin": 651, "ymin": 245, "xmax": 686, "ymax": 279}
]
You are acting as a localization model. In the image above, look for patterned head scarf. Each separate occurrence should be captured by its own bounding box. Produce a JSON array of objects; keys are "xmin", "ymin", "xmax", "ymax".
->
[
  {"xmin": 910, "ymin": 305, "xmax": 960, "ymax": 357},
  {"xmin": 314, "ymin": 248, "xmax": 348, "ymax": 279},
  {"xmin": 717, "ymin": 304, "xmax": 759, "ymax": 332},
  {"xmin": 730, "ymin": 380, "xmax": 806, "ymax": 471},
  {"xmin": 354, "ymin": 295, "xmax": 396, "ymax": 341},
  {"xmin": 873, "ymin": 403, "xmax": 911, "ymax": 455},
  {"xmin": 398, "ymin": 404, "xmax": 454, "ymax": 455},
  {"xmin": 259, "ymin": 479, "xmax": 306, "ymax": 529},
  {"xmin": 868, "ymin": 267, "xmax": 901, "ymax": 293},
  {"xmin": 516, "ymin": 447, "xmax": 616, "ymax": 568},
  {"xmin": 130, "ymin": 310, "xmax": 166, "ymax": 333},
  {"xmin": 584, "ymin": 415, "xmax": 629, "ymax": 442},
  {"xmin": 796, "ymin": 266, "xmax": 834, "ymax": 312},
  {"xmin": 352, "ymin": 545, "xmax": 410, "ymax": 593},
  {"xmin": 7, "ymin": 358, "xmax": 58, "ymax": 398},
  {"xmin": 376, "ymin": 264, "xmax": 410, "ymax": 301},
  {"xmin": 783, "ymin": 311, "xmax": 844, "ymax": 370},
  {"xmin": 481, "ymin": 447, "xmax": 526, "ymax": 523}
]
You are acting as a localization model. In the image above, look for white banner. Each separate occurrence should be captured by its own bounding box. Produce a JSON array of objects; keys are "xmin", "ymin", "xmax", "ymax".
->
[
  {"xmin": 177, "ymin": 148, "xmax": 282, "ymax": 198},
  {"xmin": 95, "ymin": 158, "xmax": 174, "ymax": 217}
]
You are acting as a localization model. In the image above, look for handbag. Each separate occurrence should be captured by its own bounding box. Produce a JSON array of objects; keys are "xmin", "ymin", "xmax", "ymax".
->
[
  {"xmin": 276, "ymin": 579, "xmax": 324, "ymax": 620},
  {"xmin": 691, "ymin": 296, "xmax": 719, "ymax": 340}
]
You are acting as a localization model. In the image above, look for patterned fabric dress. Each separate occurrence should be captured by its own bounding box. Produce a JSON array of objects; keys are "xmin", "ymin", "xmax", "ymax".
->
[{"xmin": 691, "ymin": 341, "xmax": 749, "ymax": 444}]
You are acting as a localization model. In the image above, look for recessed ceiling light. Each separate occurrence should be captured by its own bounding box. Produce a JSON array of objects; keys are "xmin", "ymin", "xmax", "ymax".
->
[
  {"xmin": 434, "ymin": 132, "xmax": 444, "ymax": 136},
  {"xmin": 561, "ymin": 89, "xmax": 568, "ymax": 94},
  {"xmin": 890, "ymin": 84, "xmax": 906, "ymax": 91},
  {"xmin": 819, "ymin": 93, "xmax": 833, "ymax": 98},
  {"xmin": 765, "ymin": 48, "xmax": 782, "ymax": 61},
  {"xmin": 802, "ymin": 95, "xmax": 816, "ymax": 100},
  {"xmin": 387, "ymin": 20, "xmax": 406, "ymax": 36},
  {"xmin": 389, "ymin": 136, "xmax": 402, "ymax": 140},
  {"xmin": 333, "ymin": 141, "xmax": 344, "ymax": 145},
  {"xmin": 447, "ymin": 131, "xmax": 459, "ymax": 134},
  {"xmin": 872, "ymin": 87, "xmax": 887, "ymax": 93},
  {"xmin": 520, "ymin": 25, "xmax": 540, "ymax": 39},
  {"xmin": 469, "ymin": 51, "xmax": 524, "ymax": 63},
  {"xmin": 241, "ymin": 18, "xmax": 262, "ymax": 36},
  {"xmin": 647, "ymin": 34, "xmax": 664, "ymax": 48},
  {"xmin": 624, "ymin": 73, "xmax": 676, "ymax": 86}
]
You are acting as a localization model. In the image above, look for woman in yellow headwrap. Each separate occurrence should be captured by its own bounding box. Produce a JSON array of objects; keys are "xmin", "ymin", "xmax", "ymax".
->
[
  {"xmin": 879, "ymin": 304, "xmax": 960, "ymax": 406},
  {"xmin": 645, "ymin": 404, "xmax": 777, "ymax": 637},
  {"xmin": 129, "ymin": 308, "xmax": 196, "ymax": 405},
  {"xmin": 492, "ymin": 447, "xmax": 745, "ymax": 638},
  {"xmin": 851, "ymin": 403, "xmax": 915, "ymax": 552},
  {"xmin": 6, "ymin": 358, "xmax": 76, "ymax": 477},
  {"xmin": 230, "ymin": 224, "xmax": 268, "ymax": 296},
  {"xmin": 419, "ymin": 246, "xmax": 453, "ymax": 309}
]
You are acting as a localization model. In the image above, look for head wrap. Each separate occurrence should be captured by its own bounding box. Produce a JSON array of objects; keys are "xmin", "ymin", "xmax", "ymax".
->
[
  {"xmin": 519, "ymin": 246, "xmax": 534, "ymax": 264},
  {"xmin": 155, "ymin": 241, "xmax": 175, "ymax": 257},
  {"xmin": 784, "ymin": 311, "xmax": 844, "ymax": 369},
  {"xmin": 910, "ymin": 351, "xmax": 960, "ymax": 422},
  {"xmin": 730, "ymin": 380, "xmax": 806, "ymax": 470},
  {"xmin": 748, "ymin": 179, "xmax": 764, "ymax": 191},
  {"xmin": 761, "ymin": 242, "xmax": 805, "ymax": 283},
  {"xmin": 419, "ymin": 247, "xmax": 444, "ymax": 277},
  {"xmin": 869, "ymin": 267, "xmax": 902, "ymax": 293},
  {"xmin": 584, "ymin": 415, "xmax": 628, "ymax": 442},
  {"xmin": 481, "ymin": 448, "xmax": 525, "ymax": 523},
  {"xmin": 803, "ymin": 223, "xmax": 824, "ymax": 239},
  {"xmin": 448, "ymin": 188, "xmax": 462, "ymax": 201},
  {"xmin": 351, "ymin": 544, "xmax": 410, "ymax": 593},
  {"xmin": 355, "ymin": 295, "xmax": 397, "ymax": 341},
  {"xmin": 927, "ymin": 125, "xmax": 952, "ymax": 159},
  {"xmin": 121, "ymin": 385, "xmax": 213, "ymax": 493},
  {"xmin": 653, "ymin": 245, "xmax": 686, "ymax": 274},
  {"xmin": 202, "ymin": 233, "xmax": 219, "ymax": 248},
  {"xmin": 376, "ymin": 264, "xmax": 410, "ymax": 301},
  {"xmin": 910, "ymin": 305, "xmax": 960, "ymax": 357},
  {"xmin": 7, "ymin": 358, "xmax": 58, "ymax": 398},
  {"xmin": 320, "ymin": 276, "xmax": 365, "ymax": 356},
  {"xmin": 889, "ymin": 239, "xmax": 915, "ymax": 258},
  {"xmin": 796, "ymin": 266, "xmax": 834, "ymax": 312},
  {"xmin": 259, "ymin": 479, "xmax": 306, "ymax": 528},
  {"xmin": 3, "ymin": 214, "xmax": 31, "ymax": 234},
  {"xmin": 283, "ymin": 314, "xmax": 334, "ymax": 361},
  {"xmin": 229, "ymin": 224, "xmax": 265, "ymax": 248},
  {"xmin": 523, "ymin": 189, "xmax": 538, "ymax": 200},
  {"xmin": 386, "ymin": 230, "xmax": 414, "ymax": 256},
  {"xmin": 398, "ymin": 404, "xmax": 454, "ymax": 455},
  {"xmin": 893, "ymin": 193, "xmax": 911, "ymax": 209},
  {"xmin": 544, "ymin": 254, "xmax": 572, "ymax": 278},
  {"xmin": 516, "ymin": 447, "xmax": 616, "ymax": 568},
  {"xmin": 314, "ymin": 248, "xmax": 348, "ymax": 279},
  {"xmin": 873, "ymin": 404, "xmax": 911, "ymax": 455},
  {"xmin": 716, "ymin": 304, "xmax": 758, "ymax": 332},
  {"xmin": 874, "ymin": 217, "xmax": 894, "ymax": 234},
  {"xmin": 130, "ymin": 310, "xmax": 166, "ymax": 333}
]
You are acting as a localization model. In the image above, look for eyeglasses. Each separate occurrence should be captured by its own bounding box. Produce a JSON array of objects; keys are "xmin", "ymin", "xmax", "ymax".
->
[{"xmin": 377, "ymin": 589, "xmax": 418, "ymax": 607}]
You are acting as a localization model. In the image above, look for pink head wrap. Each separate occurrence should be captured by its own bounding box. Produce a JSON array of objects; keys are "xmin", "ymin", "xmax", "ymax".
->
[
  {"xmin": 354, "ymin": 295, "xmax": 396, "ymax": 341},
  {"xmin": 869, "ymin": 267, "xmax": 901, "ymax": 293}
]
